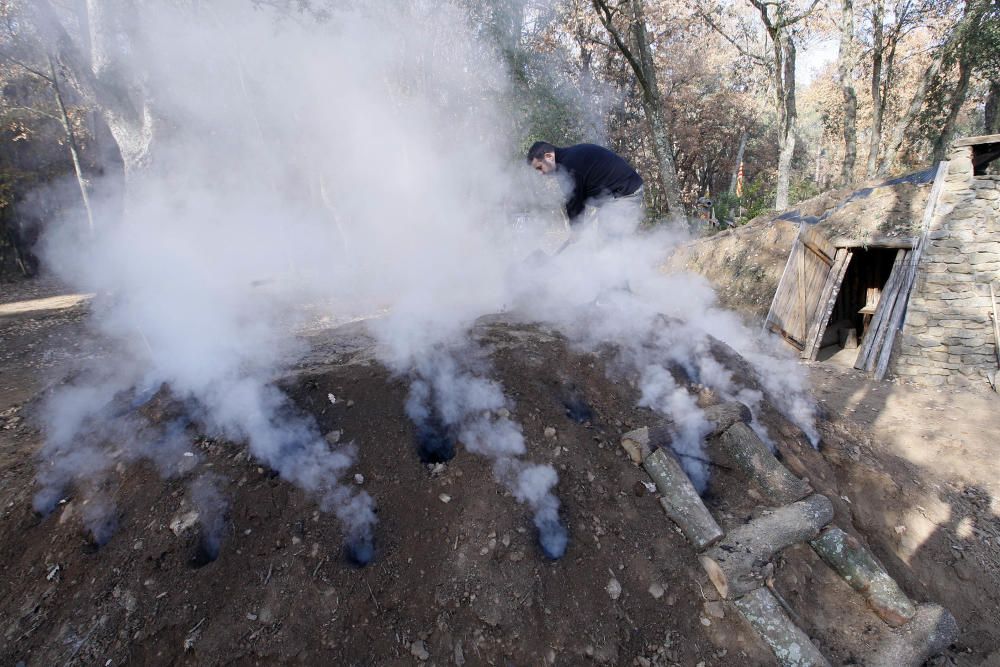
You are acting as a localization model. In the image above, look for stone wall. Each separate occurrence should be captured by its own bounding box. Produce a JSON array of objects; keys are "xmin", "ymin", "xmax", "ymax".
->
[{"xmin": 895, "ymin": 144, "xmax": 1000, "ymax": 387}]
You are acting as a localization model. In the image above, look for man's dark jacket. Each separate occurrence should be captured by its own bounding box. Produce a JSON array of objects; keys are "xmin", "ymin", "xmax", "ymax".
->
[{"xmin": 554, "ymin": 144, "xmax": 643, "ymax": 222}]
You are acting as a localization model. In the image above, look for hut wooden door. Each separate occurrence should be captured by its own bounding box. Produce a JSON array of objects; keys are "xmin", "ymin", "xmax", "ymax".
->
[{"xmin": 765, "ymin": 225, "xmax": 851, "ymax": 358}]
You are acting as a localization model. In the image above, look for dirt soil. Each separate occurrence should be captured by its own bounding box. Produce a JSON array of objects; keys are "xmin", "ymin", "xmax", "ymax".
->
[{"xmin": 1, "ymin": 278, "xmax": 998, "ymax": 666}]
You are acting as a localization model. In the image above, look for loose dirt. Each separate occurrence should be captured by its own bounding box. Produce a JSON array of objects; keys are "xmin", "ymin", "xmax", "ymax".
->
[{"xmin": 1, "ymin": 278, "xmax": 997, "ymax": 666}]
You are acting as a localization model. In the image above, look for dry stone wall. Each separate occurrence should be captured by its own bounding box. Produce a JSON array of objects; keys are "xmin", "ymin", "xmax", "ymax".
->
[{"xmin": 895, "ymin": 145, "xmax": 1000, "ymax": 387}]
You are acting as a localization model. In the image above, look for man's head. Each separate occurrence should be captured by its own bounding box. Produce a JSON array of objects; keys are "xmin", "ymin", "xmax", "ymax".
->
[{"xmin": 527, "ymin": 141, "xmax": 557, "ymax": 174}]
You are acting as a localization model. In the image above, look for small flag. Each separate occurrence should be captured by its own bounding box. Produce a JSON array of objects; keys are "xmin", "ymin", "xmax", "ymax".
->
[{"xmin": 736, "ymin": 161, "xmax": 744, "ymax": 198}]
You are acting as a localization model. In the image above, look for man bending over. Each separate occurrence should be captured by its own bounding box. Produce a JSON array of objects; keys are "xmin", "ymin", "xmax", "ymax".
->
[{"xmin": 526, "ymin": 141, "xmax": 644, "ymax": 227}]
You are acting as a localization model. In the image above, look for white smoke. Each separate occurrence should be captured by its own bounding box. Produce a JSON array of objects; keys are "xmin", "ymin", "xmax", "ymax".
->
[{"xmin": 30, "ymin": 0, "xmax": 818, "ymax": 560}]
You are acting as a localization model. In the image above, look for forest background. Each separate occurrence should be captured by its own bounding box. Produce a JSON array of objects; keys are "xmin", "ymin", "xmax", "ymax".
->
[{"xmin": 0, "ymin": 0, "xmax": 997, "ymax": 277}]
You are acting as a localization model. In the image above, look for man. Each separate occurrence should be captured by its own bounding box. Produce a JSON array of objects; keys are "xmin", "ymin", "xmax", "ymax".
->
[{"xmin": 526, "ymin": 141, "xmax": 644, "ymax": 225}]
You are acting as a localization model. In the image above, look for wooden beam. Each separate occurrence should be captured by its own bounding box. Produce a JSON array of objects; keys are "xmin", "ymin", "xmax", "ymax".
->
[
  {"xmin": 952, "ymin": 134, "xmax": 1000, "ymax": 147},
  {"xmin": 828, "ymin": 236, "xmax": 917, "ymax": 249}
]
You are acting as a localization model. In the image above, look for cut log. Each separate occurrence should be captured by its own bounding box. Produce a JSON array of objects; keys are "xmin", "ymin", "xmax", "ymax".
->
[
  {"xmin": 863, "ymin": 603, "xmax": 958, "ymax": 667},
  {"xmin": 712, "ymin": 423, "xmax": 813, "ymax": 504},
  {"xmin": 734, "ymin": 587, "xmax": 831, "ymax": 667},
  {"xmin": 620, "ymin": 401, "xmax": 752, "ymax": 464},
  {"xmin": 620, "ymin": 425, "xmax": 668, "ymax": 464},
  {"xmin": 700, "ymin": 494, "xmax": 834, "ymax": 599},
  {"xmin": 642, "ymin": 448, "xmax": 723, "ymax": 550},
  {"xmin": 810, "ymin": 526, "xmax": 916, "ymax": 627}
]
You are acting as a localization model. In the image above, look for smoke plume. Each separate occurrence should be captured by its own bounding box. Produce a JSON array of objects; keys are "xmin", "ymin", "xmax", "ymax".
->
[{"xmin": 29, "ymin": 0, "xmax": 818, "ymax": 561}]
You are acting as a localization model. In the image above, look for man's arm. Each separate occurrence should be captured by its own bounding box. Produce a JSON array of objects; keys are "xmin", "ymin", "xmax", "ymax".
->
[{"xmin": 564, "ymin": 191, "xmax": 586, "ymax": 222}]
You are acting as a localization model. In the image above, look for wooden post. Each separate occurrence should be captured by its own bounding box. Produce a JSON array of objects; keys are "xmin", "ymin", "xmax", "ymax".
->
[
  {"xmin": 734, "ymin": 587, "xmax": 832, "ymax": 667},
  {"xmin": 711, "ymin": 423, "xmax": 813, "ymax": 504},
  {"xmin": 700, "ymin": 494, "xmax": 834, "ymax": 599},
  {"xmin": 642, "ymin": 448, "xmax": 723, "ymax": 550},
  {"xmin": 810, "ymin": 527, "xmax": 916, "ymax": 627}
]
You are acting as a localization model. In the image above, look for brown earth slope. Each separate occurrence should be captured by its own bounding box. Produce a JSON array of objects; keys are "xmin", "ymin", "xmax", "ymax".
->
[{"xmin": 0, "ymin": 279, "xmax": 997, "ymax": 666}]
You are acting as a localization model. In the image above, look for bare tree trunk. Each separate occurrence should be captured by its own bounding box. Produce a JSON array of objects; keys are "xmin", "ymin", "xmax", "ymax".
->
[
  {"xmin": 35, "ymin": 0, "xmax": 157, "ymax": 206},
  {"xmin": 866, "ymin": 0, "xmax": 885, "ymax": 178},
  {"xmin": 774, "ymin": 32, "xmax": 797, "ymax": 210},
  {"xmin": 48, "ymin": 55, "xmax": 95, "ymax": 236},
  {"xmin": 987, "ymin": 81, "xmax": 1000, "ymax": 134},
  {"xmin": 933, "ymin": 58, "xmax": 972, "ymax": 160},
  {"xmin": 838, "ymin": 0, "xmax": 857, "ymax": 185},
  {"xmin": 729, "ymin": 129, "xmax": 747, "ymax": 193},
  {"xmin": 593, "ymin": 0, "xmax": 685, "ymax": 222}
]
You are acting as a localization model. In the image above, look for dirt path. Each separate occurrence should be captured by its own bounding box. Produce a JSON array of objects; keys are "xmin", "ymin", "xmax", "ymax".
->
[{"xmin": 1, "ymin": 279, "xmax": 998, "ymax": 665}]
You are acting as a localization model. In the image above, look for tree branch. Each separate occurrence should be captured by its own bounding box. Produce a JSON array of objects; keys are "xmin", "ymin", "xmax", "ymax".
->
[
  {"xmin": 777, "ymin": 0, "xmax": 823, "ymax": 29},
  {"xmin": 591, "ymin": 0, "xmax": 649, "ymax": 91},
  {"xmin": 697, "ymin": 7, "xmax": 770, "ymax": 66},
  {"xmin": 0, "ymin": 50, "xmax": 55, "ymax": 83}
]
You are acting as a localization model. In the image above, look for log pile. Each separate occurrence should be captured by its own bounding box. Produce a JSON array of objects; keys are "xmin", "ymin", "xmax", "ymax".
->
[{"xmin": 620, "ymin": 401, "xmax": 958, "ymax": 667}]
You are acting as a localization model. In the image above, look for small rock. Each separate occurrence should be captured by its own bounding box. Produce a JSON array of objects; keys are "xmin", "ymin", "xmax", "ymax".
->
[
  {"xmin": 585, "ymin": 645, "xmax": 595, "ymax": 657},
  {"xmin": 410, "ymin": 640, "xmax": 429, "ymax": 661},
  {"xmin": 324, "ymin": 430, "xmax": 342, "ymax": 445},
  {"xmin": 327, "ymin": 393, "xmax": 337, "ymax": 405},
  {"xmin": 353, "ymin": 473, "xmax": 364, "ymax": 485},
  {"xmin": 544, "ymin": 427, "xmax": 557, "ymax": 439},
  {"xmin": 439, "ymin": 493, "xmax": 451, "ymax": 504},
  {"xmin": 606, "ymin": 578, "xmax": 622, "ymax": 601},
  {"xmin": 497, "ymin": 408, "xmax": 510, "ymax": 418},
  {"xmin": 700, "ymin": 616, "xmax": 711, "ymax": 626},
  {"xmin": 704, "ymin": 601, "xmax": 725, "ymax": 619},
  {"xmin": 169, "ymin": 510, "xmax": 200, "ymax": 536},
  {"xmin": 246, "ymin": 612, "xmax": 258, "ymax": 621},
  {"xmin": 648, "ymin": 583, "xmax": 665, "ymax": 599}
]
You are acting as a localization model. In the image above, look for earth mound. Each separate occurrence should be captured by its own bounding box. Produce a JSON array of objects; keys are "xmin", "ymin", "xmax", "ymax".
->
[{"xmin": 0, "ymin": 318, "xmax": 962, "ymax": 665}]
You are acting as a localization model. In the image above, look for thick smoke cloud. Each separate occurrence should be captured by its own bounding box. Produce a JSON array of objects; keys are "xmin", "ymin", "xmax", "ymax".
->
[{"xmin": 32, "ymin": 0, "xmax": 818, "ymax": 559}]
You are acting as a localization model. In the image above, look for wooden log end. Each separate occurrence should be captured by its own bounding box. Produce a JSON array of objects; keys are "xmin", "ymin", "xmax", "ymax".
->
[
  {"xmin": 620, "ymin": 427, "xmax": 651, "ymax": 464},
  {"xmin": 699, "ymin": 554, "xmax": 730, "ymax": 598},
  {"xmin": 865, "ymin": 603, "xmax": 958, "ymax": 667},
  {"xmin": 810, "ymin": 526, "xmax": 917, "ymax": 628}
]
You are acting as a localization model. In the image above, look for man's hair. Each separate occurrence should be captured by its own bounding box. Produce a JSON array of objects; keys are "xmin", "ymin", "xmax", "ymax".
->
[{"xmin": 526, "ymin": 141, "xmax": 557, "ymax": 163}]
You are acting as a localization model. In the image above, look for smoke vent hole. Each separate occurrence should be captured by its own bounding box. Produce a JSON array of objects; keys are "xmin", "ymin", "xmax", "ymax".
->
[
  {"xmin": 189, "ymin": 536, "xmax": 220, "ymax": 569},
  {"xmin": 562, "ymin": 396, "xmax": 593, "ymax": 424},
  {"xmin": 415, "ymin": 418, "xmax": 456, "ymax": 464},
  {"xmin": 345, "ymin": 535, "xmax": 375, "ymax": 567}
]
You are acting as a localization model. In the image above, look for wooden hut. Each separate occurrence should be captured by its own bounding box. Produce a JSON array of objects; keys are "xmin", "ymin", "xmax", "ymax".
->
[{"xmin": 766, "ymin": 135, "xmax": 1000, "ymax": 387}]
